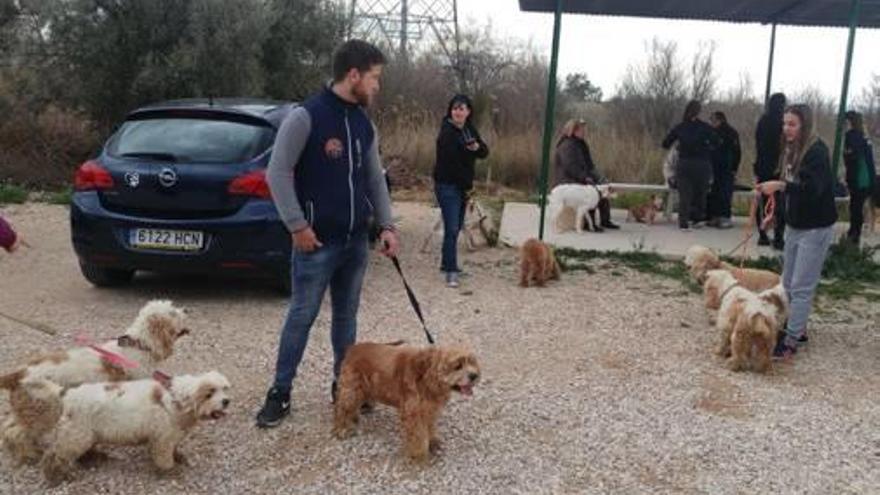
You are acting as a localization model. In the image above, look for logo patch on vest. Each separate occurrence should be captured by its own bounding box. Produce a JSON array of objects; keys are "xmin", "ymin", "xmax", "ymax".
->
[{"xmin": 324, "ymin": 138, "xmax": 344, "ymax": 160}]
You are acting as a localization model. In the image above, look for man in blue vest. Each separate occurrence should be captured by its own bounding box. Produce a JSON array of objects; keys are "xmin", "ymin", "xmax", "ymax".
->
[{"xmin": 257, "ymin": 40, "xmax": 399, "ymax": 428}]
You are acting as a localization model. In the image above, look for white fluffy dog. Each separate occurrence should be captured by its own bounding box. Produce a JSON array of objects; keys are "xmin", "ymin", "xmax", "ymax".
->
[
  {"xmin": 548, "ymin": 183, "xmax": 612, "ymax": 233},
  {"xmin": 0, "ymin": 300, "xmax": 190, "ymax": 464},
  {"xmin": 704, "ymin": 270, "xmax": 789, "ymax": 373},
  {"xmin": 38, "ymin": 371, "xmax": 230, "ymax": 486}
]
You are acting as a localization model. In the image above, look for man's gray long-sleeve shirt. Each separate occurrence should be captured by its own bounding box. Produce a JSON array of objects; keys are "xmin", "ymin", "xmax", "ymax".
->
[{"xmin": 266, "ymin": 106, "xmax": 394, "ymax": 235}]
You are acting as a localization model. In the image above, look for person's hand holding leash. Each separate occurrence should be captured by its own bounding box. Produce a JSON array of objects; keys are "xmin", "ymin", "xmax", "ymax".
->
[
  {"xmin": 292, "ymin": 227, "xmax": 323, "ymax": 252},
  {"xmin": 379, "ymin": 229, "xmax": 400, "ymax": 257}
]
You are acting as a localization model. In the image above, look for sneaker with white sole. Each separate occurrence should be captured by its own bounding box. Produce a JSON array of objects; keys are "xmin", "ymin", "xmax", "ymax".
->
[
  {"xmin": 256, "ymin": 387, "xmax": 290, "ymax": 428},
  {"xmin": 445, "ymin": 271, "xmax": 460, "ymax": 288}
]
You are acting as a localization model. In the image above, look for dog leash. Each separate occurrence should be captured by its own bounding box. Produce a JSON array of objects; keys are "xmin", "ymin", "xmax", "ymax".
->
[
  {"xmin": 726, "ymin": 192, "xmax": 775, "ymax": 267},
  {"xmin": 387, "ymin": 254, "xmax": 436, "ymax": 345}
]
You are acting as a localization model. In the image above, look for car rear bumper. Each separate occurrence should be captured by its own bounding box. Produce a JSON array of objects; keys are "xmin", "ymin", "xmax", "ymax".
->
[{"xmin": 71, "ymin": 192, "xmax": 290, "ymax": 278}]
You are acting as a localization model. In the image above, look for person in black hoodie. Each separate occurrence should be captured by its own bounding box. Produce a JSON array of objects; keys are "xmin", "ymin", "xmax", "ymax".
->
[
  {"xmin": 707, "ymin": 111, "xmax": 741, "ymax": 229},
  {"xmin": 843, "ymin": 110, "xmax": 876, "ymax": 244},
  {"xmin": 756, "ymin": 104, "xmax": 837, "ymax": 360},
  {"xmin": 753, "ymin": 92, "xmax": 787, "ymax": 249},
  {"xmin": 553, "ymin": 118, "xmax": 619, "ymax": 231},
  {"xmin": 433, "ymin": 94, "xmax": 489, "ymax": 288},
  {"xmin": 662, "ymin": 100, "xmax": 720, "ymax": 231}
]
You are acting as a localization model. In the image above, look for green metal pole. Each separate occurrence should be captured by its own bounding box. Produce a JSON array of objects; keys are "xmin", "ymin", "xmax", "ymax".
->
[
  {"xmin": 537, "ymin": 0, "xmax": 563, "ymax": 240},
  {"xmin": 832, "ymin": 0, "xmax": 861, "ymax": 182},
  {"xmin": 764, "ymin": 22, "xmax": 777, "ymax": 106}
]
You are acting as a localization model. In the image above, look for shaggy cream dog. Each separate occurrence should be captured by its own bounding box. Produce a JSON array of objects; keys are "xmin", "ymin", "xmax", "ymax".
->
[
  {"xmin": 685, "ymin": 245, "xmax": 780, "ymax": 297},
  {"xmin": 38, "ymin": 371, "xmax": 230, "ymax": 486},
  {"xmin": 548, "ymin": 183, "xmax": 613, "ymax": 233},
  {"xmin": 0, "ymin": 300, "xmax": 190, "ymax": 464},
  {"xmin": 727, "ymin": 284, "xmax": 789, "ymax": 372},
  {"xmin": 333, "ymin": 342, "xmax": 480, "ymax": 461},
  {"xmin": 704, "ymin": 270, "xmax": 788, "ymax": 373}
]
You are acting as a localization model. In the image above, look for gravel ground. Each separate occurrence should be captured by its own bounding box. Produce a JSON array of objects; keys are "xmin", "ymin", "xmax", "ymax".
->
[{"xmin": 1, "ymin": 201, "xmax": 879, "ymax": 494}]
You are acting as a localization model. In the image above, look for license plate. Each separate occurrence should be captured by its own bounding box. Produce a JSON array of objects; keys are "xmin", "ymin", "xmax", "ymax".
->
[{"xmin": 129, "ymin": 229, "xmax": 204, "ymax": 251}]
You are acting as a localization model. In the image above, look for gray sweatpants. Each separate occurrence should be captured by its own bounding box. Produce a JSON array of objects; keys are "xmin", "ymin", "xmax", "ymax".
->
[{"xmin": 782, "ymin": 226, "xmax": 835, "ymax": 338}]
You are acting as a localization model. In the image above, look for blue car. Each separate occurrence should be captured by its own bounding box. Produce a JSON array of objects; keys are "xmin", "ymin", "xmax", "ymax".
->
[{"xmin": 70, "ymin": 99, "xmax": 296, "ymax": 293}]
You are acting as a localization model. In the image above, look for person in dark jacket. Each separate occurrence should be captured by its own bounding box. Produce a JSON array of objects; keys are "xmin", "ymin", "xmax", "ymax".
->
[
  {"xmin": 662, "ymin": 100, "xmax": 720, "ymax": 231},
  {"xmin": 753, "ymin": 92, "xmax": 787, "ymax": 249},
  {"xmin": 706, "ymin": 111, "xmax": 741, "ymax": 229},
  {"xmin": 433, "ymin": 94, "xmax": 489, "ymax": 288},
  {"xmin": 256, "ymin": 40, "xmax": 399, "ymax": 428},
  {"xmin": 843, "ymin": 110, "xmax": 876, "ymax": 244},
  {"xmin": 553, "ymin": 118, "xmax": 619, "ymax": 231},
  {"xmin": 756, "ymin": 104, "xmax": 837, "ymax": 360}
]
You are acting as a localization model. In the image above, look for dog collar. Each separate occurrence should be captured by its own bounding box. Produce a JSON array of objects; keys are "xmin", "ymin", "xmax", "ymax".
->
[
  {"xmin": 719, "ymin": 283, "xmax": 740, "ymax": 301},
  {"xmin": 117, "ymin": 335, "xmax": 152, "ymax": 353}
]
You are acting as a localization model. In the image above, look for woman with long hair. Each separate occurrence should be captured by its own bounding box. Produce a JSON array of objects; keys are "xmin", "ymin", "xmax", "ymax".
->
[
  {"xmin": 843, "ymin": 110, "xmax": 876, "ymax": 244},
  {"xmin": 553, "ymin": 118, "xmax": 619, "ymax": 231},
  {"xmin": 662, "ymin": 100, "xmax": 720, "ymax": 231},
  {"xmin": 756, "ymin": 104, "xmax": 837, "ymax": 359},
  {"xmin": 432, "ymin": 94, "xmax": 489, "ymax": 288}
]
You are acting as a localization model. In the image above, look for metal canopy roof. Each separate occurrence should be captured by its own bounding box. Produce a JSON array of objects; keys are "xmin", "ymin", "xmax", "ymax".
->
[{"xmin": 519, "ymin": 0, "xmax": 880, "ymax": 28}]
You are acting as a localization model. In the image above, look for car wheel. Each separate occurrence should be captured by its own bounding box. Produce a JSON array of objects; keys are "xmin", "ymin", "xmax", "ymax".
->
[{"xmin": 79, "ymin": 262, "xmax": 135, "ymax": 287}]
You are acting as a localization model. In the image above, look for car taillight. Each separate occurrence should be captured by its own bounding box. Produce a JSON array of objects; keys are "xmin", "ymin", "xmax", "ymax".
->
[
  {"xmin": 74, "ymin": 160, "xmax": 114, "ymax": 191},
  {"xmin": 228, "ymin": 170, "xmax": 270, "ymax": 199}
]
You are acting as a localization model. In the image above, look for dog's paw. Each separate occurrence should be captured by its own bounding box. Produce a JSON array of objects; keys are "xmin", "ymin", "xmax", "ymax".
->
[
  {"xmin": 332, "ymin": 425, "xmax": 356, "ymax": 440},
  {"xmin": 726, "ymin": 358, "xmax": 746, "ymax": 372},
  {"xmin": 76, "ymin": 449, "xmax": 110, "ymax": 467},
  {"xmin": 173, "ymin": 450, "xmax": 190, "ymax": 467},
  {"xmin": 428, "ymin": 438, "xmax": 443, "ymax": 455}
]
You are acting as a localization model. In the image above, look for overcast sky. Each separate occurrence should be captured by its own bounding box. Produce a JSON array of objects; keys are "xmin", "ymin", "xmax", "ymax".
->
[{"xmin": 457, "ymin": 0, "xmax": 880, "ymax": 103}]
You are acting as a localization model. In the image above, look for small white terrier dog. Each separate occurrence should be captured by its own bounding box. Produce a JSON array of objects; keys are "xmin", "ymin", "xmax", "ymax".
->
[{"xmin": 548, "ymin": 183, "xmax": 613, "ymax": 233}]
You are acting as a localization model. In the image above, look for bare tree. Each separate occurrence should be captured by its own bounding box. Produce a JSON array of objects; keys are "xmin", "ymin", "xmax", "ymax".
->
[{"xmin": 690, "ymin": 40, "xmax": 717, "ymax": 102}]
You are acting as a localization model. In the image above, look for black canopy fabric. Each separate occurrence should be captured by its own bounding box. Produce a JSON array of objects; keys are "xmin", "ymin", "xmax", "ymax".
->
[{"xmin": 519, "ymin": 0, "xmax": 880, "ymax": 29}]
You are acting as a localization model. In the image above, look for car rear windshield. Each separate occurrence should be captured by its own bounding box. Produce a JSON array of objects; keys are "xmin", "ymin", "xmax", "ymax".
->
[{"xmin": 107, "ymin": 117, "xmax": 275, "ymax": 163}]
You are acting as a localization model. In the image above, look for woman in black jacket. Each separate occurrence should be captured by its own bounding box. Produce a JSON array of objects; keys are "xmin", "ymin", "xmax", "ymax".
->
[
  {"xmin": 843, "ymin": 110, "xmax": 876, "ymax": 244},
  {"xmin": 433, "ymin": 94, "xmax": 489, "ymax": 288},
  {"xmin": 756, "ymin": 104, "xmax": 837, "ymax": 360},
  {"xmin": 662, "ymin": 100, "xmax": 720, "ymax": 231},
  {"xmin": 753, "ymin": 92, "xmax": 787, "ymax": 249}
]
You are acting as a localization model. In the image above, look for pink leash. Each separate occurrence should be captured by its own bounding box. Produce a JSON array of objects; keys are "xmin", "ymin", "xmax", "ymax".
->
[{"xmin": 74, "ymin": 333, "xmax": 141, "ymax": 370}]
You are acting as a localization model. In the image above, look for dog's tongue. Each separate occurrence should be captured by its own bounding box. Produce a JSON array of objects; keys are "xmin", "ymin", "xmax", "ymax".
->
[
  {"xmin": 459, "ymin": 383, "xmax": 473, "ymax": 397},
  {"xmin": 210, "ymin": 411, "xmax": 226, "ymax": 420}
]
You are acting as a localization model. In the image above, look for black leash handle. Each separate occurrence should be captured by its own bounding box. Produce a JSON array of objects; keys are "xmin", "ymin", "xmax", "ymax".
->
[{"xmin": 388, "ymin": 255, "xmax": 435, "ymax": 345}]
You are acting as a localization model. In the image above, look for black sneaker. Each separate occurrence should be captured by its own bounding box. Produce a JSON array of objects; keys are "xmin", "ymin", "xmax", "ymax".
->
[
  {"xmin": 601, "ymin": 222, "xmax": 620, "ymax": 230},
  {"xmin": 777, "ymin": 330, "xmax": 808, "ymax": 345},
  {"xmin": 255, "ymin": 387, "xmax": 290, "ymax": 428},
  {"xmin": 772, "ymin": 239, "xmax": 785, "ymax": 251},
  {"xmin": 757, "ymin": 234, "xmax": 771, "ymax": 246},
  {"xmin": 331, "ymin": 380, "xmax": 374, "ymax": 414}
]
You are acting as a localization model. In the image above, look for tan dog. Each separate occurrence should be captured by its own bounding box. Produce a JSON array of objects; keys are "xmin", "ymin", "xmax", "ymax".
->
[
  {"xmin": 626, "ymin": 195, "xmax": 664, "ymax": 224},
  {"xmin": 37, "ymin": 371, "xmax": 230, "ymax": 486},
  {"xmin": 0, "ymin": 300, "xmax": 190, "ymax": 464},
  {"xmin": 333, "ymin": 342, "xmax": 480, "ymax": 461},
  {"xmin": 519, "ymin": 238, "xmax": 560, "ymax": 287},
  {"xmin": 685, "ymin": 245, "xmax": 780, "ymax": 297},
  {"xmin": 420, "ymin": 197, "xmax": 496, "ymax": 253},
  {"xmin": 704, "ymin": 271, "xmax": 788, "ymax": 373}
]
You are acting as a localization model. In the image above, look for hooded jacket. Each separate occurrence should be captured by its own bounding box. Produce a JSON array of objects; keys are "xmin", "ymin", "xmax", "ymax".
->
[
  {"xmin": 753, "ymin": 94, "xmax": 786, "ymax": 181},
  {"xmin": 783, "ymin": 139, "xmax": 838, "ymax": 229},
  {"xmin": 433, "ymin": 118, "xmax": 489, "ymax": 191},
  {"xmin": 553, "ymin": 136, "xmax": 604, "ymax": 187},
  {"xmin": 843, "ymin": 128, "xmax": 876, "ymax": 191}
]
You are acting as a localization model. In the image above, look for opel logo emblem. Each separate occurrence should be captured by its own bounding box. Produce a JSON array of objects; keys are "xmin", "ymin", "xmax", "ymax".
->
[
  {"xmin": 158, "ymin": 167, "xmax": 178, "ymax": 188},
  {"xmin": 124, "ymin": 171, "xmax": 140, "ymax": 188}
]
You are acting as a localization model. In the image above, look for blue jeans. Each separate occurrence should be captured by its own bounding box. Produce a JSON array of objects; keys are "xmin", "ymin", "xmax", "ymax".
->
[
  {"xmin": 435, "ymin": 183, "xmax": 465, "ymax": 273},
  {"xmin": 782, "ymin": 226, "xmax": 834, "ymax": 339},
  {"xmin": 272, "ymin": 233, "xmax": 369, "ymax": 392}
]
